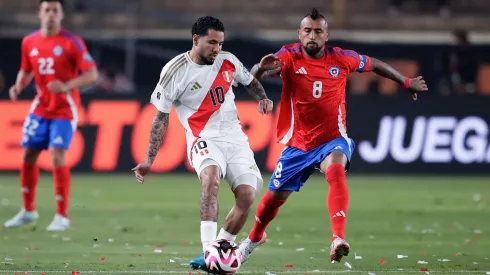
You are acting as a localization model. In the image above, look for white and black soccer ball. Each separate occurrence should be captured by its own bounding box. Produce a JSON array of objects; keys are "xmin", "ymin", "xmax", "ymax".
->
[{"xmin": 204, "ymin": 239, "xmax": 242, "ymax": 275}]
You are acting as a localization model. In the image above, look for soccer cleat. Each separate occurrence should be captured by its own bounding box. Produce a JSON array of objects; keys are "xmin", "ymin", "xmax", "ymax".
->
[
  {"xmin": 46, "ymin": 214, "xmax": 70, "ymax": 232},
  {"xmin": 4, "ymin": 208, "xmax": 39, "ymax": 228},
  {"xmin": 238, "ymin": 232, "xmax": 267, "ymax": 264},
  {"xmin": 189, "ymin": 252, "xmax": 210, "ymax": 272},
  {"xmin": 330, "ymin": 236, "xmax": 350, "ymax": 263}
]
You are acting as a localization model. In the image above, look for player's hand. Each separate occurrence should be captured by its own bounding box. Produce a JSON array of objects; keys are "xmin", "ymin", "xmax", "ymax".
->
[
  {"xmin": 47, "ymin": 80, "xmax": 68, "ymax": 93},
  {"xmin": 132, "ymin": 162, "xmax": 152, "ymax": 184},
  {"xmin": 408, "ymin": 76, "xmax": 428, "ymax": 100},
  {"xmin": 258, "ymin": 54, "xmax": 284, "ymax": 71},
  {"xmin": 258, "ymin": 99, "xmax": 273, "ymax": 115},
  {"xmin": 9, "ymin": 85, "xmax": 20, "ymax": 101}
]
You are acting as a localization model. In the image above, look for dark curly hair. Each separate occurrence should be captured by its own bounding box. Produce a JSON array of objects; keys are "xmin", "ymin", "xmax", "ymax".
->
[
  {"xmin": 305, "ymin": 8, "xmax": 325, "ymax": 20},
  {"xmin": 192, "ymin": 16, "xmax": 225, "ymax": 37},
  {"xmin": 39, "ymin": 0, "xmax": 63, "ymax": 6}
]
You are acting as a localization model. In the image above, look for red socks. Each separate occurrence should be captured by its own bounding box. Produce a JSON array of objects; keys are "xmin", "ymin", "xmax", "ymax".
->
[
  {"xmin": 21, "ymin": 163, "xmax": 39, "ymax": 211},
  {"xmin": 326, "ymin": 163, "xmax": 349, "ymax": 240},
  {"xmin": 247, "ymin": 163, "xmax": 348, "ymax": 242},
  {"xmin": 53, "ymin": 166, "xmax": 71, "ymax": 217},
  {"xmin": 20, "ymin": 163, "xmax": 71, "ymax": 217},
  {"xmin": 249, "ymin": 191, "xmax": 286, "ymax": 242}
]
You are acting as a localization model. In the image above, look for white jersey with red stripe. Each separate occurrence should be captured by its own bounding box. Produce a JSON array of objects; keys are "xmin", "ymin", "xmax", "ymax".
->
[{"xmin": 150, "ymin": 51, "xmax": 254, "ymax": 156}]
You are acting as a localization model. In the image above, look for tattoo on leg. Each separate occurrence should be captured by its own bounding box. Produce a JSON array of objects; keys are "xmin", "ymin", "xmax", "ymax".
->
[{"xmin": 200, "ymin": 191, "xmax": 218, "ymax": 222}]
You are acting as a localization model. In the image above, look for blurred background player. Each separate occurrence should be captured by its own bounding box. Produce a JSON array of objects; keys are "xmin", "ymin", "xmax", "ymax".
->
[
  {"xmin": 4, "ymin": 0, "xmax": 99, "ymax": 231},
  {"xmin": 131, "ymin": 16, "xmax": 273, "ymax": 272},
  {"xmin": 238, "ymin": 8, "xmax": 428, "ymax": 263}
]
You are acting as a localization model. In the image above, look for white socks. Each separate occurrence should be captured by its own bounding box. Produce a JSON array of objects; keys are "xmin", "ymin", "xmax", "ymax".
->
[
  {"xmin": 201, "ymin": 221, "xmax": 238, "ymax": 252},
  {"xmin": 217, "ymin": 227, "xmax": 237, "ymax": 242},
  {"xmin": 201, "ymin": 221, "xmax": 217, "ymax": 252}
]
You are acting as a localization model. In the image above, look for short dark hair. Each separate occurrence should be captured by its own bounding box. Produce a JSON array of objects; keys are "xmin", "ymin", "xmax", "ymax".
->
[
  {"xmin": 39, "ymin": 0, "xmax": 64, "ymax": 6},
  {"xmin": 192, "ymin": 16, "xmax": 225, "ymax": 37},
  {"xmin": 305, "ymin": 8, "xmax": 325, "ymax": 20}
]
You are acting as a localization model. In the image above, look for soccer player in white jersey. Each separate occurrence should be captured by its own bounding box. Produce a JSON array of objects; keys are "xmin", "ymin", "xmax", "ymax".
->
[{"xmin": 131, "ymin": 16, "xmax": 273, "ymax": 272}]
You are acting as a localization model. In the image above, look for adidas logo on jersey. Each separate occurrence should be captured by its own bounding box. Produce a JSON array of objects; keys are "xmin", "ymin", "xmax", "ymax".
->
[
  {"xmin": 191, "ymin": 81, "xmax": 202, "ymax": 91},
  {"xmin": 29, "ymin": 48, "xmax": 39, "ymax": 57},
  {"xmin": 295, "ymin": 67, "xmax": 307, "ymax": 75}
]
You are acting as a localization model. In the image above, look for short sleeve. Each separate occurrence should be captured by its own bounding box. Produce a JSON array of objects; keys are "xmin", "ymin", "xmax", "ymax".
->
[
  {"xmin": 150, "ymin": 64, "xmax": 180, "ymax": 113},
  {"xmin": 20, "ymin": 38, "xmax": 32, "ymax": 73},
  {"xmin": 230, "ymin": 54, "xmax": 254, "ymax": 86},
  {"xmin": 72, "ymin": 37, "xmax": 96, "ymax": 72},
  {"xmin": 334, "ymin": 47, "xmax": 371, "ymax": 74},
  {"xmin": 270, "ymin": 46, "xmax": 292, "ymax": 78}
]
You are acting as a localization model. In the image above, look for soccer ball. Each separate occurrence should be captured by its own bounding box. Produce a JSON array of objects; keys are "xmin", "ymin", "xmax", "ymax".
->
[{"xmin": 204, "ymin": 239, "xmax": 242, "ymax": 275}]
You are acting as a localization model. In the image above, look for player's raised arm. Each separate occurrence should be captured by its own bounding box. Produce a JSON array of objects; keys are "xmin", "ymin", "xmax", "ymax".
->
[
  {"xmin": 250, "ymin": 53, "xmax": 285, "ymax": 80},
  {"xmin": 369, "ymin": 57, "xmax": 428, "ymax": 100}
]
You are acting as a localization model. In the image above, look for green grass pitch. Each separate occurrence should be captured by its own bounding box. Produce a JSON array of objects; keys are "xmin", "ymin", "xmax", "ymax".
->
[{"xmin": 0, "ymin": 173, "xmax": 489, "ymax": 275}]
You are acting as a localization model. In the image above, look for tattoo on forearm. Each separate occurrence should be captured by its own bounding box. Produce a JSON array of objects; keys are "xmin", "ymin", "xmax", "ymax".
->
[
  {"xmin": 250, "ymin": 64, "xmax": 263, "ymax": 80},
  {"xmin": 145, "ymin": 111, "xmax": 169, "ymax": 164},
  {"xmin": 371, "ymin": 58, "xmax": 405, "ymax": 84},
  {"xmin": 245, "ymin": 78, "xmax": 268, "ymax": 101}
]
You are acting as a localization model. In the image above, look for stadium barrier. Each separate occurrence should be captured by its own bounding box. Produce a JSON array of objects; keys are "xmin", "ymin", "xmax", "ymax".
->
[{"xmin": 1, "ymin": 96, "xmax": 489, "ymax": 174}]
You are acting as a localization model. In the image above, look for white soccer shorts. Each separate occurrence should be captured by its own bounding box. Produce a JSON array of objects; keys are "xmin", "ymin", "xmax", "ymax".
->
[{"xmin": 190, "ymin": 139, "xmax": 263, "ymax": 192}]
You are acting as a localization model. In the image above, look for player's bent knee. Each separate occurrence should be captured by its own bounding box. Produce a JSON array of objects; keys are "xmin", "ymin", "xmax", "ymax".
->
[
  {"xmin": 50, "ymin": 147, "xmax": 67, "ymax": 167},
  {"xmin": 233, "ymin": 184, "xmax": 256, "ymax": 209},
  {"xmin": 269, "ymin": 190, "xmax": 293, "ymax": 201},
  {"xmin": 320, "ymin": 151, "xmax": 348, "ymax": 172},
  {"xmin": 232, "ymin": 173, "xmax": 263, "ymax": 197}
]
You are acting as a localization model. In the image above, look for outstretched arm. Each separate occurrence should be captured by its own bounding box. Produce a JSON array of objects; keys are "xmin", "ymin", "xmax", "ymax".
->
[
  {"xmin": 250, "ymin": 53, "xmax": 284, "ymax": 80},
  {"xmin": 369, "ymin": 57, "xmax": 428, "ymax": 100},
  {"xmin": 250, "ymin": 63, "xmax": 281, "ymax": 80},
  {"xmin": 370, "ymin": 58, "xmax": 406, "ymax": 85}
]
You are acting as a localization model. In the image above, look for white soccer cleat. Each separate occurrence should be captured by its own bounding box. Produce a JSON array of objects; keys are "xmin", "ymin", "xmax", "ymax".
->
[
  {"xmin": 330, "ymin": 236, "xmax": 350, "ymax": 263},
  {"xmin": 238, "ymin": 232, "xmax": 267, "ymax": 264},
  {"xmin": 4, "ymin": 208, "xmax": 39, "ymax": 228},
  {"xmin": 46, "ymin": 214, "xmax": 70, "ymax": 232}
]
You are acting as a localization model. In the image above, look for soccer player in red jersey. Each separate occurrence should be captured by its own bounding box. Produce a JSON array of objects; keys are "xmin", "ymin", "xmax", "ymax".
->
[
  {"xmin": 4, "ymin": 0, "xmax": 99, "ymax": 231},
  {"xmin": 239, "ymin": 8, "xmax": 428, "ymax": 263}
]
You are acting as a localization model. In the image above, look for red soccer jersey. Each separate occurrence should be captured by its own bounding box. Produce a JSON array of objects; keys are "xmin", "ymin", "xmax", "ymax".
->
[
  {"xmin": 21, "ymin": 29, "xmax": 96, "ymax": 120},
  {"xmin": 273, "ymin": 43, "xmax": 371, "ymax": 151}
]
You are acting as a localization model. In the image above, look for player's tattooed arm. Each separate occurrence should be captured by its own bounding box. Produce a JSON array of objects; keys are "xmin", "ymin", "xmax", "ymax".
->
[
  {"xmin": 250, "ymin": 63, "xmax": 281, "ymax": 80},
  {"xmin": 369, "ymin": 58, "xmax": 406, "ymax": 84},
  {"xmin": 245, "ymin": 77, "xmax": 269, "ymax": 101},
  {"xmin": 245, "ymin": 78, "xmax": 274, "ymax": 114},
  {"xmin": 145, "ymin": 111, "xmax": 169, "ymax": 165}
]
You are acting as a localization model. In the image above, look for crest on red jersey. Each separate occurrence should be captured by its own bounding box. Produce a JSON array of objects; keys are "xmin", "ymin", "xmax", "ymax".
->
[
  {"xmin": 222, "ymin": 70, "xmax": 235, "ymax": 83},
  {"xmin": 329, "ymin": 66, "xmax": 340, "ymax": 78},
  {"xmin": 53, "ymin": 45, "xmax": 63, "ymax": 56}
]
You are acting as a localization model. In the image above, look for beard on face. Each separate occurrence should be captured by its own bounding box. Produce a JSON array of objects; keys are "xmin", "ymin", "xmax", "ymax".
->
[
  {"xmin": 303, "ymin": 42, "xmax": 322, "ymax": 56},
  {"xmin": 198, "ymin": 53, "xmax": 215, "ymax": 65}
]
